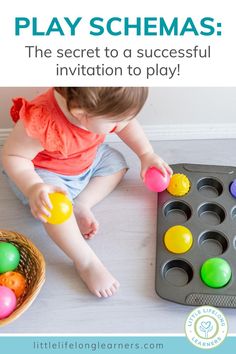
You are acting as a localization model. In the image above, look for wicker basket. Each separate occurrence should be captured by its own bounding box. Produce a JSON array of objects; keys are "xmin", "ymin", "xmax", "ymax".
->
[{"xmin": 0, "ymin": 229, "xmax": 45, "ymax": 327}]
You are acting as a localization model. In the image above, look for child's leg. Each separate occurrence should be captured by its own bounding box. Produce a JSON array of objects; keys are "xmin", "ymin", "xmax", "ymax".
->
[
  {"xmin": 44, "ymin": 214, "xmax": 120, "ymax": 298},
  {"xmin": 74, "ymin": 169, "xmax": 126, "ymax": 239},
  {"xmin": 3, "ymin": 165, "xmax": 122, "ymax": 298}
]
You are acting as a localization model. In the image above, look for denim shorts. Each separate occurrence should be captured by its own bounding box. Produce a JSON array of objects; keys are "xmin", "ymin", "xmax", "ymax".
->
[{"xmin": 2, "ymin": 144, "xmax": 128, "ymax": 205}]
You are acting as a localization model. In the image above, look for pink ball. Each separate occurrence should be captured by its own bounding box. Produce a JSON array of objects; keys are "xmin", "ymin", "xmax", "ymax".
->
[
  {"xmin": 144, "ymin": 167, "xmax": 170, "ymax": 192},
  {"xmin": 0, "ymin": 285, "xmax": 17, "ymax": 319}
]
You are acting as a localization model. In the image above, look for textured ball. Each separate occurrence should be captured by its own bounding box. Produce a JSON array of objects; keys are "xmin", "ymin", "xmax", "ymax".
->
[
  {"xmin": 0, "ymin": 285, "xmax": 17, "ymax": 319},
  {"xmin": 144, "ymin": 167, "xmax": 170, "ymax": 192},
  {"xmin": 167, "ymin": 173, "xmax": 190, "ymax": 196},
  {"xmin": 0, "ymin": 242, "xmax": 20, "ymax": 273},
  {"xmin": 200, "ymin": 258, "xmax": 231, "ymax": 288},
  {"xmin": 0, "ymin": 272, "xmax": 26, "ymax": 298},
  {"xmin": 45, "ymin": 193, "xmax": 73, "ymax": 224},
  {"xmin": 164, "ymin": 225, "xmax": 193, "ymax": 254}
]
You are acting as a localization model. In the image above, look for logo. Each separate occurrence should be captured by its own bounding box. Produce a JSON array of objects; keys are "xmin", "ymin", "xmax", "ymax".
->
[{"xmin": 185, "ymin": 306, "xmax": 228, "ymax": 349}]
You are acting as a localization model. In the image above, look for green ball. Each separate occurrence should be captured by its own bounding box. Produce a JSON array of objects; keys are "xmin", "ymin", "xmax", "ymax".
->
[
  {"xmin": 200, "ymin": 257, "xmax": 231, "ymax": 288},
  {"xmin": 0, "ymin": 242, "xmax": 20, "ymax": 273}
]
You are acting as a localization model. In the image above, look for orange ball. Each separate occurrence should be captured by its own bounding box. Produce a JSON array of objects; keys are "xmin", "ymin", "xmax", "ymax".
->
[{"xmin": 0, "ymin": 271, "xmax": 26, "ymax": 298}]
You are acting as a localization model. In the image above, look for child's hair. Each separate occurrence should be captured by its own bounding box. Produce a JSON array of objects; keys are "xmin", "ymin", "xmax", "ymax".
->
[{"xmin": 54, "ymin": 87, "xmax": 148, "ymax": 120}]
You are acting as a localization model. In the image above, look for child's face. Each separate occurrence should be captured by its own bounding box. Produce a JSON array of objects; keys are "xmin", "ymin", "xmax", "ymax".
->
[{"xmin": 70, "ymin": 109, "xmax": 133, "ymax": 134}]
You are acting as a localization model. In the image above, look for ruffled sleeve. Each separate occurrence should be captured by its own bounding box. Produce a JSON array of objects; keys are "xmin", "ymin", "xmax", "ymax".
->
[{"xmin": 10, "ymin": 98, "xmax": 68, "ymax": 156}]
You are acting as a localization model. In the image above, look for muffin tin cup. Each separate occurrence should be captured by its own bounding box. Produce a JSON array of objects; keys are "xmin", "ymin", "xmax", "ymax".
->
[
  {"xmin": 163, "ymin": 259, "xmax": 193, "ymax": 287},
  {"xmin": 231, "ymin": 206, "xmax": 236, "ymax": 220},
  {"xmin": 163, "ymin": 201, "xmax": 192, "ymax": 224},
  {"xmin": 197, "ymin": 177, "xmax": 223, "ymax": 198},
  {"xmin": 199, "ymin": 231, "xmax": 228, "ymax": 257},
  {"xmin": 198, "ymin": 203, "xmax": 226, "ymax": 226}
]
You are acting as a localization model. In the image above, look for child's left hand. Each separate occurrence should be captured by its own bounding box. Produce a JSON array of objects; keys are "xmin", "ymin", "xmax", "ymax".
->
[{"xmin": 139, "ymin": 152, "xmax": 173, "ymax": 181}]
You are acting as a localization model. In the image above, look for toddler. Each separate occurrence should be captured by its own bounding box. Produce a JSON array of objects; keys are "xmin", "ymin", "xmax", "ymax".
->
[{"xmin": 2, "ymin": 87, "xmax": 172, "ymax": 298}]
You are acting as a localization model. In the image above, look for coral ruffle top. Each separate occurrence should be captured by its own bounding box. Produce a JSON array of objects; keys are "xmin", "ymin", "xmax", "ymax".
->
[{"xmin": 10, "ymin": 88, "xmax": 106, "ymax": 175}]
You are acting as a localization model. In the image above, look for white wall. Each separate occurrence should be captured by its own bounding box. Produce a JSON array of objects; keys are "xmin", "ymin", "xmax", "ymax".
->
[
  {"xmin": 141, "ymin": 88, "xmax": 236, "ymax": 125},
  {"xmin": 0, "ymin": 87, "xmax": 236, "ymax": 129}
]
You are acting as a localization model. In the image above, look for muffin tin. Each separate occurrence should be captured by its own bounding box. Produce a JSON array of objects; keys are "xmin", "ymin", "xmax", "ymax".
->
[{"xmin": 155, "ymin": 163, "xmax": 236, "ymax": 307}]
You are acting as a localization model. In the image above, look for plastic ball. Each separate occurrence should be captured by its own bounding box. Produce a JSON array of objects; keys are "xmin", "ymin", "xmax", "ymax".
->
[
  {"xmin": 0, "ymin": 285, "xmax": 17, "ymax": 319},
  {"xmin": 0, "ymin": 242, "xmax": 20, "ymax": 273},
  {"xmin": 0, "ymin": 272, "xmax": 26, "ymax": 298},
  {"xmin": 167, "ymin": 173, "xmax": 190, "ymax": 196},
  {"xmin": 229, "ymin": 180, "xmax": 236, "ymax": 198},
  {"xmin": 45, "ymin": 193, "xmax": 73, "ymax": 224},
  {"xmin": 200, "ymin": 257, "xmax": 231, "ymax": 288},
  {"xmin": 144, "ymin": 167, "xmax": 170, "ymax": 192},
  {"xmin": 164, "ymin": 225, "xmax": 193, "ymax": 254}
]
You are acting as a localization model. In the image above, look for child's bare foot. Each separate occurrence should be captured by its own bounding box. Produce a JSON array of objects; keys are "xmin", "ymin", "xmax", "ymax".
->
[
  {"xmin": 74, "ymin": 205, "xmax": 99, "ymax": 239},
  {"xmin": 75, "ymin": 256, "xmax": 120, "ymax": 298}
]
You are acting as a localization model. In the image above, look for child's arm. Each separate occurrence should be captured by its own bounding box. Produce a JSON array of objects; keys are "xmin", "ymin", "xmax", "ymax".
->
[
  {"xmin": 2, "ymin": 120, "xmax": 44, "ymax": 195},
  {"xmin": 2, "ymin": 120, "xmax": 66, "ymax": 221},
  {"xmin": 116, "ymin": 119, "xmax": 172, "ymax": 179}
]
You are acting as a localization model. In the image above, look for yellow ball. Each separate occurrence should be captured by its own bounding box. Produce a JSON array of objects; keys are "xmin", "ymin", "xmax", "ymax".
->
[
  {"xmin": 167, "ymin": 173, "xmax": 190, "ymax": 196},
  {"xmin": 45, "ymin": 193, "xmax": 73, "ymax": 224},
  {"xmin": 164, "ymin": 225, "xmax": 193, "ymax": 254}
]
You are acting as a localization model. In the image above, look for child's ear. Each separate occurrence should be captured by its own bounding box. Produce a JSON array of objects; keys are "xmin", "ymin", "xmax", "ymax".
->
[{"xmin": 70, "ymin": 108, "xmax": 87, "ymax": 120}]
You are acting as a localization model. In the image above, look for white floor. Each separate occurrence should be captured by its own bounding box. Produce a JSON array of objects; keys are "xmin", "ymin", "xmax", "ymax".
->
[{"xmin": 0, "ymin": 139, "xmax": 236, "ymax": 334}]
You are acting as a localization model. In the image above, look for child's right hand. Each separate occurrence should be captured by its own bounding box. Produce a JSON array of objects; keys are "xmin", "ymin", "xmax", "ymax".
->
[{"xmin": 27, "ymin": 183, "xmax": 68, "ymax": 222}]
